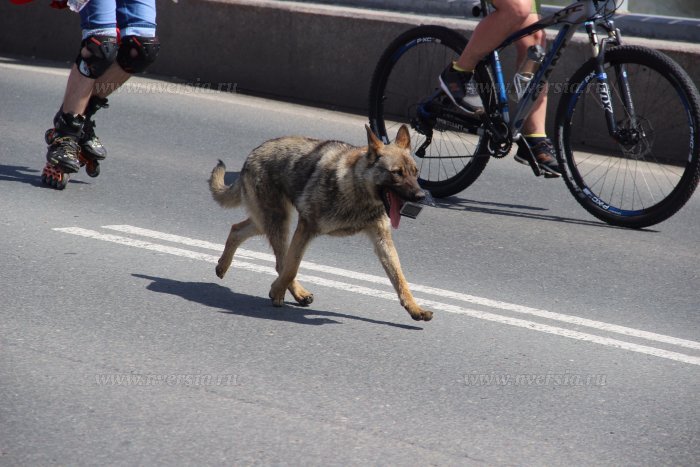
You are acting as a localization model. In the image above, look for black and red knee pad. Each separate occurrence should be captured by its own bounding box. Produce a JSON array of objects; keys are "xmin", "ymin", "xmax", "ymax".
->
[
  {"xmin": 117, "ymin": 35, "xmax": 160, "ymax": 74},
  {"xmin": 75, "ymin": 35, "xmax": 118, "ymax": 78},
  {"xmin": 76, "ymin": 34, "xmax": 160, "ymax": 78}
]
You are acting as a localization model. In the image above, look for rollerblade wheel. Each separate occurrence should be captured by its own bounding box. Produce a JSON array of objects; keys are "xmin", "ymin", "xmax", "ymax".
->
[
  {"xmin": 41, "ymin": 163, "xmax": 69, "ymax": 190},
  {"xmin": 86, "ymin": 161, "xmax": 100, "ymax": 178},
  {"xmin": 54, "ymin": 173, "xmax": 68, "ymax": 190}
]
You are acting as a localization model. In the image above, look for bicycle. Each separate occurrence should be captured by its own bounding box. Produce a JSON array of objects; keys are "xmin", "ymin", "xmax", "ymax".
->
[{"xmin": 368, "ymin": 0, "xmax": 700, "ymax": 228}]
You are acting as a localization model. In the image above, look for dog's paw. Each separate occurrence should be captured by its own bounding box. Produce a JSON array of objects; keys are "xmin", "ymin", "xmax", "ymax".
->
[
  {"xmin": 215, "ymin": 265, "xmax": 226, "ymax": 279},
  {"xmin": 269, "ymin": 288, "xmax": 286, "ymax": 307},
  {"xmin": 289, "ymin": 282, "xmax": 314, "ymax": 307},
  {"xmin": 410, "ymin": 309, "xmax": 433, "ymax": 322},
  {"xmin": 295, "ymin": 293, "xmax": 314, "ymax": 307}
]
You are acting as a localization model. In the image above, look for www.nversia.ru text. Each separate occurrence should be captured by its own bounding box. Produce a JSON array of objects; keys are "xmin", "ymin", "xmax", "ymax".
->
[
  {"xmin": 465, "ymin": 372, "xmax": 607, "ymax": 387},
  {"xmin": 95, "ymin": 373, "xmax": 240, "ymax": 387}
]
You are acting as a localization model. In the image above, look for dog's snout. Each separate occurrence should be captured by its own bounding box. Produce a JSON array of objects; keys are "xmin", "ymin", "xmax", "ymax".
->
[{"xmin": 413, "ymin": 189, "xmax": 426, "ymax": 202}]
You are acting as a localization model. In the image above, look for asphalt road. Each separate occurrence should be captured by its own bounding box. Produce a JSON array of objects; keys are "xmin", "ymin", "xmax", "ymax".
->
[{"xmin": 1, "ymin": 56, "xmax": 699, "ymax": 466}]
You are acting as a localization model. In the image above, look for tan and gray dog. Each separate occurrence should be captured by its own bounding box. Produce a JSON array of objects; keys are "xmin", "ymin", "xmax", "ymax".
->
[{"xmin": 208, "ymin": 125, "xmax": 433, "ymax": 321}]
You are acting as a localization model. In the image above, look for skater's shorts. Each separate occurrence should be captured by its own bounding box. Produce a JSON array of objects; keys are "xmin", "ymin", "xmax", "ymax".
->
[{"xmin": 80, "ymin": 0, "xmax": 157, "ymax": 39}]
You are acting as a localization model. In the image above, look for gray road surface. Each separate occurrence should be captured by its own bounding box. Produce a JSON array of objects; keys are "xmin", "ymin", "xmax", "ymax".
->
[{"xmin": 1, "ymin": 57, "xmax": 699, "ymax": 466}]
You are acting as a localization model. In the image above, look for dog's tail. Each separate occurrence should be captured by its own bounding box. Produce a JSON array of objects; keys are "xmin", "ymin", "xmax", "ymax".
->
[{"xmin": 209, "ymin": 160, "xmax": 242, "ymax": 208}]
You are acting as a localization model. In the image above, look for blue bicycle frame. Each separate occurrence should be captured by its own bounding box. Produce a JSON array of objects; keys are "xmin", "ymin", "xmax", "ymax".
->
[{"xmin": 478, "ymin": 0, "xmax": 612, "ymax": 137}]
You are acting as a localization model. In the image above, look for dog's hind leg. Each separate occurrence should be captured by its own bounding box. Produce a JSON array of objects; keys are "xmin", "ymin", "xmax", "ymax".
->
[
  {"xmin": 367, "ymin": 222, "xmax": 433, "ymax": 321},
  {"xmin": 269, "ymin": 219, "xmax": 315, "ymax": 307},
  {"xmin": 216, "ymin": 218, "xmax": 260, "ymax": 279}
]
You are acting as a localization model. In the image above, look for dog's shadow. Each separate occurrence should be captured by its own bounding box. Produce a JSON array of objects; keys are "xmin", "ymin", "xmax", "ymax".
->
[{"xmin": 132, "ymin": 274, "xmax": 423, "ymax": 330}]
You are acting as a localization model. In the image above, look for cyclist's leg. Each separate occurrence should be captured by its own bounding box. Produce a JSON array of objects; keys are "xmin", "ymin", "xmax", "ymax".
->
[
  {"xmin": 518, "ymin": 1, "xmax": 547, "ymax": 136},
  {"xmin": 454, "ymin": 0, "xmax": 535, "ymax": 71},
  {"xmin": 515, "ymin": 3, "xmax": 561, "ymax": 175},
  {"xmin": 443, "ymin": 0, "xmax": 536, "ymax": 114}
]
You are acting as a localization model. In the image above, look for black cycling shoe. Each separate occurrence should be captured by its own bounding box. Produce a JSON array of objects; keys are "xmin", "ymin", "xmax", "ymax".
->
[
  {"xmin": 439, "ymin": 64, "xmax": 484, "ymax": 115},
  {"xmin": 514, "ymin": 137, "xmax": 562, "ymax": 177},
  {"xmin": 46, "ymin": 112, "xmax": 85, "ymax": 174},
  {"xmin": 80, "ymin": 96, "xmax": 109, "ymax": 160}
]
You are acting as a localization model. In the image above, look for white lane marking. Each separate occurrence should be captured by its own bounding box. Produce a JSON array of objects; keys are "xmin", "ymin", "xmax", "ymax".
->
[
  {"xmin": 54, "ymin": 227, "xmax": 700, "ymax": 366},
  {"xmin": 102, "ymin": 224, "xmax": 700, "ymax": 352}
]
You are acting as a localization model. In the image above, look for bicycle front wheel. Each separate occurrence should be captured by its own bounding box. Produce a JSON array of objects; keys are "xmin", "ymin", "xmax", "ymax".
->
[
  {"xmin": 368, "ymin": 26, "xmax": 490, "ymax": 198},
  {"xmin": 556, "ymin": 46, "xmax": 700, "ymax": 228}
]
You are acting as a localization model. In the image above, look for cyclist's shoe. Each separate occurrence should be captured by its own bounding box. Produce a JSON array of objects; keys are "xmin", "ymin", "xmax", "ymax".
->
[
  {"xmin": 80, "ymin": 96, "xmax": 109, "ymax": 160},
  {"xmin": 514, "ymin": 136, "xmax": 562, "ymax": 177},
  {"xmin": 45, "ymin": 112, "xmax": 85, "ymax": 174},
  {"xmin": 439, "ymin": 64, "xmax": 484, "ymax": 115}
]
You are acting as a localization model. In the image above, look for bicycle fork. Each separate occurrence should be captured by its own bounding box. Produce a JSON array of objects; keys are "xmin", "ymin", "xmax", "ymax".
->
[{"xmin": 586, "ymin": 20, "xmax": 639, "ymax": 148}]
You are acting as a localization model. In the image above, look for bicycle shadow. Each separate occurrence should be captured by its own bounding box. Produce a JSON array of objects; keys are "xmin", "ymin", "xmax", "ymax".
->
[
  {"xmin": 434, "ymin": 196, "xmax": 654, "ymax": 231},
  {"xmin": 132, "ymin": 274, "xmax": 423, "ymax": 330}
]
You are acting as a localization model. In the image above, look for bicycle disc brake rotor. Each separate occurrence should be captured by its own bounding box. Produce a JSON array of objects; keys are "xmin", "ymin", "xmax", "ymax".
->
[{"xmin": 617, "ymin": 117, "xmax": 655, "ymax": 160}]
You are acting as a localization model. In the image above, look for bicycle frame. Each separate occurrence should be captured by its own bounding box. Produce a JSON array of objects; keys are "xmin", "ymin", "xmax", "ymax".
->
[{"xmin": 478, "ymin": 0, "xmax": 624, "ymax": 139}]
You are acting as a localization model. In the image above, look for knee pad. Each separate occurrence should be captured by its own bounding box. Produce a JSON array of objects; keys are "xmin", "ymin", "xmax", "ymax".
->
[
  {"xmin": 75, "ymin": 35, "xmax": 118, "ymax": 79},
  {"xmin": 117, "ymin": 36, "xmax": 160, "ymax": 74}
]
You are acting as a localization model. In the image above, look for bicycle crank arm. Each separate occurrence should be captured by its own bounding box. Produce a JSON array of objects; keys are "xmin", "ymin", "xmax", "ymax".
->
[{"xmin": 413, "ymin": 128, "xmax": 433, "ymax": 158}]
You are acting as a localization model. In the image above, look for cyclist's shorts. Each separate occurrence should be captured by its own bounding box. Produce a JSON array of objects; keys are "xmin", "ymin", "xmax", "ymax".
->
[{"xmin": 487, "ymin": 0, "xmax": 541, "ymax": 15}]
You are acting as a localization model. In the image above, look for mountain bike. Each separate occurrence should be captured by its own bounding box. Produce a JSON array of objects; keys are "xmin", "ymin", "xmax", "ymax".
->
[{"xmin": 368, "ymin": 0, "xmax": 700, "ymax": 228}]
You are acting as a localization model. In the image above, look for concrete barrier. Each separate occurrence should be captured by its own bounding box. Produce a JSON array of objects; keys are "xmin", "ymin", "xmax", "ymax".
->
[{"xmin": 2, "ymin": 0, "xmax": 699, "ymax": 138}]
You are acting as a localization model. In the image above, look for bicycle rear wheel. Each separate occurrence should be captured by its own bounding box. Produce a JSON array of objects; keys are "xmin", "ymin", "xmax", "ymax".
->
[
  {"xmin": 556, "ymin": 46, "xmax": 700, "ymax": 228},
  {"xmin": 368, "ymin": 25, "xmax": 490, "ymax": 198}
]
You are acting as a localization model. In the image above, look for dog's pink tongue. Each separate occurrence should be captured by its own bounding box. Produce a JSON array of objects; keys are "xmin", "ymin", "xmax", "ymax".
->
[{"xmin": 388, "ymin": 191, "xmax": 402, "ymax": 229}]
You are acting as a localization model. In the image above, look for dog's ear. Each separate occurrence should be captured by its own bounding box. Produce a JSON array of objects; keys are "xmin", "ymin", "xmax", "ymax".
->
[
  {"xmin": 365, "ymin": 124, "xmax": 384, "ymax": 158},
  {"xmin": 395, "ymin": 124, "xmax": 411, "ymax": 149}
]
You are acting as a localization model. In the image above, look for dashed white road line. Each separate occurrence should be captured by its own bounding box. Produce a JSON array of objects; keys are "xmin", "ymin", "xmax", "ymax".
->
[{"xmin": 53, "ymin": 226, "xmax": 700, "ymax": 366}]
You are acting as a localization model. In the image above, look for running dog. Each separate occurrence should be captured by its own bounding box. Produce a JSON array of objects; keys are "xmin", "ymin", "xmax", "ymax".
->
[{"xmin": 208, "ymin": 125, "xmax": 433, "ymax": 321}]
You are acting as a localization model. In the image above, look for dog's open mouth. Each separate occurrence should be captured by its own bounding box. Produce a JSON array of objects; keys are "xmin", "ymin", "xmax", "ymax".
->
[{"xmin": 382, "ymin": 188, "xmax": 405, "ymax": 229}]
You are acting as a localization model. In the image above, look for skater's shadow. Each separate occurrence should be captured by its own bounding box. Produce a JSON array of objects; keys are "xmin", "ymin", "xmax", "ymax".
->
[
  {"xmin": 0, "ymin": 164, "xmax": 88, "ymax": 187},
  {"xmin": 132, "ymin": 274, "xmax": 423, "ymax": 330},
  {"xmin": 0, "ymin": 165, "xmax": 44, "ymax": 187}
]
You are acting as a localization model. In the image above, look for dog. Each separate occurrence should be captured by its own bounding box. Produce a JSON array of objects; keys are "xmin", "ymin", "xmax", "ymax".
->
[{"xmin": 208, "ymin": 124, "xmax": 433, "ymax": 321}]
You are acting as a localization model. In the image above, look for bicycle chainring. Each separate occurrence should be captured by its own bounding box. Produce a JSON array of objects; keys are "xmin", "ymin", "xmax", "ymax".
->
[{"xmin": 486, "ymin": 121, "xmax": 512, "ymax": 158}]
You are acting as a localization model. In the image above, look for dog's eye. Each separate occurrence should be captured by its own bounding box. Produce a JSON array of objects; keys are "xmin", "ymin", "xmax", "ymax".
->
[{"xmin": 391, "ymin": 169, "xmax": 404, "ymax": 177}]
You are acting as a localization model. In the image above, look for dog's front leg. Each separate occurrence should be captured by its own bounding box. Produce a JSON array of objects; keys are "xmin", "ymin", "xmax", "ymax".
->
[
  {"xmin": 269, "ymin": 220, "xmax": 315, "ymax": 307},
  {"xmin": 216, "ymin": 219, "xmax": 260, "ymax": 279},
  {"xmin": 367, "ymin": 222, "xmax": 433, "ymax": 321}
]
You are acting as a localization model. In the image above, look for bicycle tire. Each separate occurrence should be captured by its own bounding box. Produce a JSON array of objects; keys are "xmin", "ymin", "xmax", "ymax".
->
[
  {"xmin": 368, "ymin": 25, "xmax": 491, "ymax": 198},
  {"xmin": 555, "ymin": 45, "xmax": 700, "ymax": 228}
]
